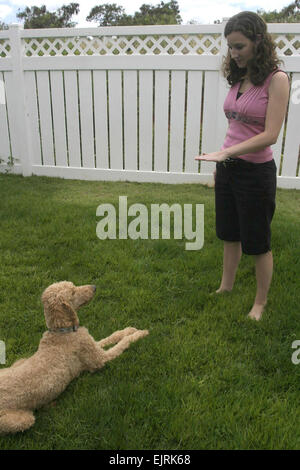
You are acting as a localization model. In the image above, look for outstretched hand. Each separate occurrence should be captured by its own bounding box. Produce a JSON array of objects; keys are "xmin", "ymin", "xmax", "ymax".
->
[{"xmin": 195, "ymin": 150, "xmax": 229, "ymax": 163}]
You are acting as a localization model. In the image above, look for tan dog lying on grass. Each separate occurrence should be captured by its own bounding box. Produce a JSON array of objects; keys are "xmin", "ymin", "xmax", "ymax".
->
[{"xmin": 0, "ymin": 281, "xmax": 149, "ymax": 434}]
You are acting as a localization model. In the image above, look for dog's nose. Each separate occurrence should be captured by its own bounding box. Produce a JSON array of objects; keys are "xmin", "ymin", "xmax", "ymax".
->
[{"xmin": 92, "ymin": 285, "xmax": 97, "ymax": 292}]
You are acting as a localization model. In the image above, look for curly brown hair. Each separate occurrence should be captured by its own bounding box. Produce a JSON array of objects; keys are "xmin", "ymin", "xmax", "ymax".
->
[{"xmin": 222, "ymin": 11, "xmax": 283, "ymax": 86}]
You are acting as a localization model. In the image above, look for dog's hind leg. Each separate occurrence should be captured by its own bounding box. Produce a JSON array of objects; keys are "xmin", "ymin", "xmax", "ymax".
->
[
  {"xmin": 0, "ymin": 359, "xmax": 27, "ymax": 376},
  {"xmin": 0, "ymin": 409, "xmax": 35, "ymax": 434},
  {"xmin": 11, "ymin": 358, "xmax": 28, "ymax": 368}
]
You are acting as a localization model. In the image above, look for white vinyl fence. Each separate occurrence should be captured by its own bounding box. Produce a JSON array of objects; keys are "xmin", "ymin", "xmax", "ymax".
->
[{"xmin": 0, "ymin": 22, "xmax": 299, "ymax": 188}]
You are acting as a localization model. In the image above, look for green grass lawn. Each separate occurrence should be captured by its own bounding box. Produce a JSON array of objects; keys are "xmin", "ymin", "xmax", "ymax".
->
[{"xmin": 0, "ymin": 173, "xmax": 300, "ymax": 450}]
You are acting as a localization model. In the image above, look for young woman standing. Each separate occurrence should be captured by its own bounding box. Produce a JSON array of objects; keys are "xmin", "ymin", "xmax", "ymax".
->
[{"xmin": 195, "ymin": 11, "xmax": 290, "ymax": 320}]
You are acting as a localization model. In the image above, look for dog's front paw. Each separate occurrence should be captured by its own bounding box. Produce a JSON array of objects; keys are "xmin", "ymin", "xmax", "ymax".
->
[
  {"xmin": 123, "ymin": 327, "xmax": 138, "ymax": 335},
  {"xmin": 126, "ymin": 330, "xmax": 149, "ymax": 345},
  {"xmin": 137, "ymin": 329, "xmax": 149, "ymax": 338}
]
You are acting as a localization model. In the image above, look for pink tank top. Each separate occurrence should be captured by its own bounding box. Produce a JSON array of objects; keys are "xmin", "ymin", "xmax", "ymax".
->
[{"xmin": 221, "ymin": 68, "xmax": 284, "ymax": 163}]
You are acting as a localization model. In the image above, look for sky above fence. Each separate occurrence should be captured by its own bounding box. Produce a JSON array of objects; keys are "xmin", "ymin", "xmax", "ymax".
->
[{"xmin": 0, "ymin": 0, "xmax": 294, "ymax": 28}]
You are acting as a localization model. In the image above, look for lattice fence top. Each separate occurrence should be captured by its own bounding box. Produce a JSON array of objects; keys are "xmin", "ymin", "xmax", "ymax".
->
[
  {"xmin": 0, "ymin": 39, "xmax": 10, "ymax": 58},
  {"xmin": 22, "ymin": 34, "xmax": 222, "ymax": 57},
  {"xmin": 273, "ymin": 34, "xmax": 300, "ymax": 55},
  {"xmin": 23, "ymin": 33, "xmax": 300, "ymax": 57},
  {"xmin": 1, "ymin": 31, "xmax": 300, "ymax": 58}
]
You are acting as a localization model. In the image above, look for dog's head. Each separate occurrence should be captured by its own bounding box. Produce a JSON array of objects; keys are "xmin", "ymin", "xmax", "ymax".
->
[{"xmin": 41, "ymin": 281, "xmax": 96, "ymax": 330}]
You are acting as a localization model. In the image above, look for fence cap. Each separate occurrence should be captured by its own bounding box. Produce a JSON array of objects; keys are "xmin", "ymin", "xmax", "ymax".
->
[{"xmin": 9, "ymin": 23, "xmax": 24, "ymax": 30}]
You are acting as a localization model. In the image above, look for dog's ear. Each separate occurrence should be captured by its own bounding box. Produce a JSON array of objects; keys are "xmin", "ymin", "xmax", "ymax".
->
[
  {"xmin": 43, "ymin": 294, "xmax": 79, "ymax": 330},
  {"xmin": 60, "ymin": 300, "xmax": 79, "ymax": 328}
]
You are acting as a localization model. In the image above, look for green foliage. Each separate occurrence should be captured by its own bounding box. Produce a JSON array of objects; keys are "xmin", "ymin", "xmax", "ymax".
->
[
  {"xmin": 0, "ymin": 21, "xmax": 9, "ymax": 30},
  {"xmin": 16, "ymin": 3, "xmax": 80, "ymax": 29},
  {"xmin": 87, "ymin": 1, "xmax": 182, "ymax": 26},
  {"xmin": 3, "ymin": 0, "xmax": 299, "ymax": 29},
  {"xmin": 0, "ymin": 156, "xmax": 14, "ymax": 173},
  {"xmin": 258, "ymin": 0, "xmax": 300, "ymax": 23},
  {"xmin": 86, "ymin": 3, "xmax": 127, "ymax": 26}
]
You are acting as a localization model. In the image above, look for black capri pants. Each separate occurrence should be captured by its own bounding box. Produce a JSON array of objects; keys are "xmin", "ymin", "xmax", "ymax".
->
[{"xmin": 215, "ymin": 158, "xmax": 277, "ymax": 255}]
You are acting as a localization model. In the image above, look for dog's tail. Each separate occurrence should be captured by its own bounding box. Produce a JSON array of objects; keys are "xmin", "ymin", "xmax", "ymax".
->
[{"xmin": 0, "ymin": 409, "xmax": 35, "ymax": 434}]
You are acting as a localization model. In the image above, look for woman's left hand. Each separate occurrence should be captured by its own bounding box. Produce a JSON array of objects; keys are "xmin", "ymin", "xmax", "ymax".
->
[{"xmin": 195, "ymin": 150, "xmax": 229, "ymax": 163}]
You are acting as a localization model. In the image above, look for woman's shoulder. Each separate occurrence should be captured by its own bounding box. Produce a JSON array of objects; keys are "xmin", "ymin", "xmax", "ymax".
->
[
  {"xmin": 269, "ymin": 70, "xmax": 290, "ymax": 89},
  {"xmin": 270, "ymin": 70, "xmax": 289, "ymax": 81},
  {"xmin": 268, "ymin": 69, "xmax": 290, "ymax": 99},
  {"xmin": 263, "ymin": 68, "xmax": 289, "ymax": 90}
]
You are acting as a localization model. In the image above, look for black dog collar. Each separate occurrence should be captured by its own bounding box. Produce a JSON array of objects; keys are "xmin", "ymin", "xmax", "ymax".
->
[{"xmin": 48, "ymin": 326, "xmax": 78, "ymax": 334}]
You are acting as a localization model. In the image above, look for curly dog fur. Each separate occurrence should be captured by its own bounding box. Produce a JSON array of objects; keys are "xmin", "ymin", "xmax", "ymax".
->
[{"xmin": 0, "ymin": 281, "xmax": 148, "ymax": 434}]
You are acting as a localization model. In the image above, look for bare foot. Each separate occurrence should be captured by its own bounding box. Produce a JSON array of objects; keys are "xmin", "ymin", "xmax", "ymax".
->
[
  {"xmin": 209, "ymin": 288, "xmax": 232, "ymax": 296},
  {"xmin": 248, "ymin": 303, "xmax": 266, "ymax": 321},
  {"xmin": 216, "ymin": 287, "xmax": 232, "ymax": 293}
]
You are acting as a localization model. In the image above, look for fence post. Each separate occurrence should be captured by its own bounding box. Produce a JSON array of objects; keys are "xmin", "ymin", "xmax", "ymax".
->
[{"xmin": 9, "ymin": 24, "xmax": 33, "ymax": 176}]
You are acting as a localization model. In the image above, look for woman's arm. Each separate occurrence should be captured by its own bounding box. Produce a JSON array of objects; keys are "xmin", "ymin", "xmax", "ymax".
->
[{"xmin": 195, "ymin": 72, "xmax": 290, "ymax": 163}]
